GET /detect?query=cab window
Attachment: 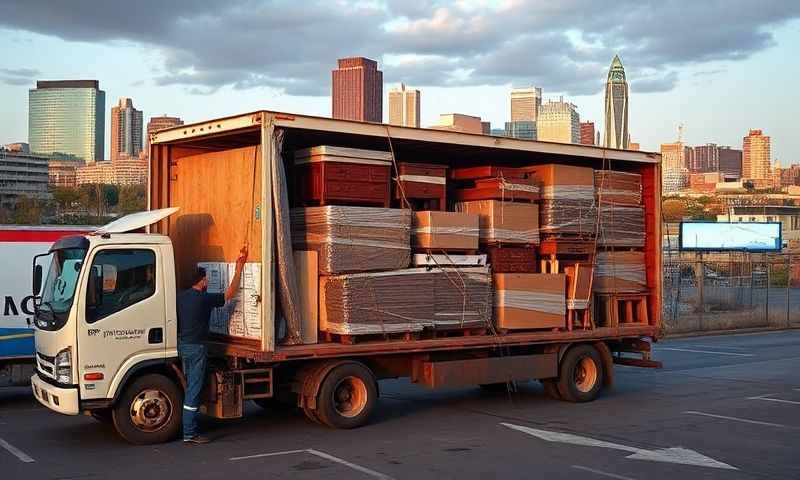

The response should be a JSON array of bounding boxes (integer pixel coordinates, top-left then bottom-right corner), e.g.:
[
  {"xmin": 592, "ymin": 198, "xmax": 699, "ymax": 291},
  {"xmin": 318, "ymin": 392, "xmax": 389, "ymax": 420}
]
[{"xmin": 86, "ymin": 249, "xmax": 156, "ymax": 323}]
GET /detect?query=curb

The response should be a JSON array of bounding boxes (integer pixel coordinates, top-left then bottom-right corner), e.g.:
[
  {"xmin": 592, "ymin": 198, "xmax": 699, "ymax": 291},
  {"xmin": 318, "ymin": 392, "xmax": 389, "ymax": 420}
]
[{"xmin": 663, "ymin": 325, "xmax": 800, "ymax": 339}]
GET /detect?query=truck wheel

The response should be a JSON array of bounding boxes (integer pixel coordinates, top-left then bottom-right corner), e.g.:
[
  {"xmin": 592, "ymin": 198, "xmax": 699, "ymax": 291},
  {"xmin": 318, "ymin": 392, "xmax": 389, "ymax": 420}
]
[
  {"xmin": 112, "ymin": 374, "xmax": 182, "ymax": 445},
  {"xmin": 315, "ymin": 362, "xmax": 377, "ymax": 429},
  {"xmin": 302, "ymin": 405, "xmax": 324, "ymax": 425},
  {"xmin": 556, "ymin": 345, "xmax": 604, "ymax": 403}
]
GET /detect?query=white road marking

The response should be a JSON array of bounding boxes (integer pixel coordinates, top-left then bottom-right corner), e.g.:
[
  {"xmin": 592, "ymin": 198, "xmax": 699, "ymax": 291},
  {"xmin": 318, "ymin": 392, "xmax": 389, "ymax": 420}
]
[
  {"xmin": 748, "ymin": 394, "xmax": 800, "ymax": 405},
  {"xmin": 0, "ymin": 436, "xmax": 35, "ymax": 463},
  {"xmin": 230, "ymin": 448, "xmax": 394, "ymax": 479},
  {"xmin": 572, "ymin": 465, "xmax": 637, "ymax": 480},
  {"xmin": 684, "ymin": 410, "xmax": 787, "ymax": 428},
  {"xmin": 680, "ymin": 344, "xmax": 750, "ymax": 351},
  {"xmin": 501, "ymin": 422, "xmax": 737, "ymax": 470},
  {"xmin": 657, "ymin": 347, "xmax": 754, "ymax": 357},
  {"xmin": 307, "ymin": 449, "xmax": 395, "ymax": 480}
]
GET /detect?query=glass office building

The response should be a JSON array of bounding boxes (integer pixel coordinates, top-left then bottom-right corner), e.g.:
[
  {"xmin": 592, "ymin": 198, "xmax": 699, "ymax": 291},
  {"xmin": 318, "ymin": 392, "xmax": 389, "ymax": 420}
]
[
  {"xmin": 29, "ymin": 80, "xmax": 105, "ymax": 162},
  {"xmin": 504, "ymin": 120, "xmax": 537, "ymax": 140}
]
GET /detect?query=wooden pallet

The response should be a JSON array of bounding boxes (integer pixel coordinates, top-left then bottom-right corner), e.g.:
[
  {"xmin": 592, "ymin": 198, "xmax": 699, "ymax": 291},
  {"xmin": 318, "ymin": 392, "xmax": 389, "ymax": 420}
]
[
  {"xmin": 322, "ymin": 330, "xmax": 421, "ymax": 345},
  {"xmin": 595, "ymin": 293, "xmax": 649, "ymax": 328}
]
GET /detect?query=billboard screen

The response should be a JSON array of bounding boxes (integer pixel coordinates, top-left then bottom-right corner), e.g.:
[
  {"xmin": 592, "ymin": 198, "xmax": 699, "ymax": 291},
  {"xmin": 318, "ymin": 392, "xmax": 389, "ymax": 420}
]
[{"xmin": 679, "ymin": 222, "xmax": 782, "ymax": 251}]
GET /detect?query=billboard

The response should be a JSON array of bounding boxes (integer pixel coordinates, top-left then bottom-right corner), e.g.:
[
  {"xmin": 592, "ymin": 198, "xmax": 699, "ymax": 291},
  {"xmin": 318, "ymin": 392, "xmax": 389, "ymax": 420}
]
[{"xmin": 679, "ymin": 222, "xmax": 782, "ymax": 252}]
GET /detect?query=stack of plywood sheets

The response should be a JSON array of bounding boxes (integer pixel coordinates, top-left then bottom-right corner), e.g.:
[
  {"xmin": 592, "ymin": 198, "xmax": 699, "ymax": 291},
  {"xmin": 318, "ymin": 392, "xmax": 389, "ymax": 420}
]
[
  {"xmin": 455, "ymin": 200, "xmax": 539, "ymax": 245},
  {"xmin": 526, "ymin": 164, "xmax": 596, "ymax": 238},
  {"xmin": 290, "ymin": 206, "xmax": 411, "ymax": 274},
  {"xmin": 593, "ymin": 251, "xmax": 647, "ymax": 293},
  {"xmin": 493, "ymin": 273, "xmax": 566, "ymax": 329}
]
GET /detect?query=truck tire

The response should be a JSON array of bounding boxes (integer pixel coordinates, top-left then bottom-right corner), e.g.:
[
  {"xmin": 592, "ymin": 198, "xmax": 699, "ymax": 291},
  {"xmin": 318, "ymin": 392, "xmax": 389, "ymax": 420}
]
[
  {"xmin": 315, "ymin": 362, "xmax": 377, "ymax": 429},
  {"xmin": 556, "ymin": 345, "xmax": 604, "ymax": 403},
  {"xmin": 112, "ymin": 373, "xmax": 182, "ymax": 445}
]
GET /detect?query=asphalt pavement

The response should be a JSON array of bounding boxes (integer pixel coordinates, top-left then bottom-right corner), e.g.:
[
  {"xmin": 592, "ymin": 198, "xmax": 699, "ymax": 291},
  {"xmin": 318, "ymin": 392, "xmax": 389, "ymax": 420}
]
[{"xmin": 2, "ymin": 330, "xmax": 800, "ymax": 479}]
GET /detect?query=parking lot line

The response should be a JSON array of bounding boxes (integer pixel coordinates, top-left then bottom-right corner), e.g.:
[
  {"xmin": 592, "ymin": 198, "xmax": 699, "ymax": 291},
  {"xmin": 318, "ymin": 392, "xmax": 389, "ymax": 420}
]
[
  {"xmin": 0, "ymin": 436, "xmax": 35, "ymax": 463},
  {"xmin": 683, "ymin": 411, "xmax": 788, "ymax": 428},
  {"xmin": 657, "ymin": 347, "xmax": 754, "ymax": 357},
  {"xmin": 572, "ymin": 465, "xmax": 637, "ymax": 480},
  {"xmin": 747, "ymin": 394, "xmax": 800, "ymax": 405},
  {"xmin": 230, "ymin": 448, "xmax": 394, "ymax": 479}
]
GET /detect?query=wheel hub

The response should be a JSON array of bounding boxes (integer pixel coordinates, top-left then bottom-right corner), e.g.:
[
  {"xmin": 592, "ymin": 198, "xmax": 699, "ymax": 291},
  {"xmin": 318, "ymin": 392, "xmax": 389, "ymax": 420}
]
[
  {"xmin": 130, "ymin": 389, "xmax": 173, "ymax": 432},
  {"xmin": 574, "ymin": 357, "xmax": 598, "ymax": 393},
  {"xmin": 333, "ymin": 376, "xmax": 368, "ymax": 418}
]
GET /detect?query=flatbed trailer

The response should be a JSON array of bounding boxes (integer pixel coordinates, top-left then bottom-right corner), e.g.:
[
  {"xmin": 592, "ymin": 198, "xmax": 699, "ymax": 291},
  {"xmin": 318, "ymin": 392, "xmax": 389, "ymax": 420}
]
[{"xmin": 30, "ymin": 110, "xmax": 661, "ymax": 445}]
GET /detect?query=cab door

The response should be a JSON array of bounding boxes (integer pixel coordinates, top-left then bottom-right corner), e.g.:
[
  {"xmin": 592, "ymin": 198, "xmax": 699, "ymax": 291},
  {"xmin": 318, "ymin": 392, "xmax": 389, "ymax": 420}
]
[{"xmin": 77, "ymin": 246, "xmax": 166, "ymax": 400}]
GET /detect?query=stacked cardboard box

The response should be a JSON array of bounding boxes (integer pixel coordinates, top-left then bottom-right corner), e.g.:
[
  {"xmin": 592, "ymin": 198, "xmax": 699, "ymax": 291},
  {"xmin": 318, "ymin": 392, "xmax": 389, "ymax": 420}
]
[
  {"xmin": 290, "ymin": 206, "xmax": 411, "ymax": 274},
  {"xmin": 455, "ymin": 200, "xmax": 539, "ymax": 245},
  {"xmin": 526, "ymin": 164, "xmax": 596, "ymax": 237},
  {"xmin": 412, "ymin": 211, "xmax": 479, "ymax": 250},
  {"xmin": 319, "ymin": 267, "xmax": 492, "ymax": 335},
  {"xmin": 593, "ymin": 251, "xmax": 647, "ymax": 293},
  {"xmin": 493, "ymin": 273, "xmax": 566, "ymax": 329}
]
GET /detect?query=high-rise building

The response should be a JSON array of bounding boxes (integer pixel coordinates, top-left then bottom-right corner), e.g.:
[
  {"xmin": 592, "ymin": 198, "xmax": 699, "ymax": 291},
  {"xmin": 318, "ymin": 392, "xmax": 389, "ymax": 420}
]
[
  {"xmin": 332, "ymin": 57, "xmax": 383, "ymax": 123},
  {"xmin": 603, "ymin": 55, "xmax": 629, "ymax": 149},
  {"xmin": 0, "ymin": 148, "xmax": 50, "ymax": 208},
  {"xmin": 718, "ymin": 146, "xmax": 743, "ymax": 179},
  {"xmin": 110, "ymin": 97, "xmax": 143, "ymax": 161},
  {"xmin": 49, "ymin": 160, "xmax": 82, "ymax": 188},
  {"xmin": 481, "ymin": 122, "xmax": 491, "ymax": 135},
  {"xmin": 29, "ymin": 80, "xmax": 105, "ymax": 161},
  {"xmin": 388, "ymin": 83, "xmax": 420, "ymax": 128},
  {"xmin": 146, "ymin": 115, "xmax": 184, "ymax": 153},
  {"xmin": 537, "ymin": 98, "xmax": 580, "ymax": 144},
  {"xmin": 430, "ymin": 114, "xmax": 484, "ymax": 134},
  {"xmin": 661, "ymin": 141, "xmax": 690, "ymax": 193},
  {"xmin": 510, "ymin": 86, "xmax": 542, "ymax": 123},
  {"xmin": 688, "ymin": 144, "xmax": 720, "ymax": 173},
  {"xmin": 742, "ymin": 129, "xmax": 771, "ymax": 180},
  {"xmin": 504, "ymin": 121, "xmax": 536, "ymax": 140},
  {"xmin": 580, "ymin": 122, "xmax": 595, "ymax": 145}
]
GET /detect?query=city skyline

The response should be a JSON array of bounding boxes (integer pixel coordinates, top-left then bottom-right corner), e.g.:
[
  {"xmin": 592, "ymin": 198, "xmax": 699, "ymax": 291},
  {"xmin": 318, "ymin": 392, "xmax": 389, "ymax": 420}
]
[{"xmin": 0, "ymin": 3, "xmax": 798, "ymax": 161}]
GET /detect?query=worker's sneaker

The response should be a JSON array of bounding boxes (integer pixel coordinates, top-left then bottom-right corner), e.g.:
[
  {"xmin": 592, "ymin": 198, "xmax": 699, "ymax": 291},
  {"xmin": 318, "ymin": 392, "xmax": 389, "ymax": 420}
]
[{"xmin": 183, "ymin": 435, "xmax": 211, "ymax": 444}]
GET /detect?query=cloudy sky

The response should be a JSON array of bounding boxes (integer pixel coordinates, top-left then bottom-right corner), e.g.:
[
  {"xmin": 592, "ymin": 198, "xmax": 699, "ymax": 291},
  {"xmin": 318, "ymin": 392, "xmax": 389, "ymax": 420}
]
[{"xmin": 1, "ymin": 0, "xmax": 799, "ymax": 162}]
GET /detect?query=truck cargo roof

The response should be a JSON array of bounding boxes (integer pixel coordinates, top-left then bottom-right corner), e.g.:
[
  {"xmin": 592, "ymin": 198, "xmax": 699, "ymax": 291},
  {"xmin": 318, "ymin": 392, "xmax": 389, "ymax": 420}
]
[{"xmin": 150, "ymin": 110, "xmax": 660, "ymax": 165}]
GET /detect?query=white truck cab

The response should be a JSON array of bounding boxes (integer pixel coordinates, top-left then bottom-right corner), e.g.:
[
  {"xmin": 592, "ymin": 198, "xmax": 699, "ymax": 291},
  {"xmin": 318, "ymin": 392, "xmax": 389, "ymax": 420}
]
[{"xmin": 31, "ymin": 209, "xmax": 183, "ymax": 443}]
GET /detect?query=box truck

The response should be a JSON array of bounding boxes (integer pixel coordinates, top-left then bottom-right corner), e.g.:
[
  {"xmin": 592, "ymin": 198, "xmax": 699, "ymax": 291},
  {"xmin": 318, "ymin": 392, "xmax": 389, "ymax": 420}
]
[{"xmin": 31, "ymin": 111, "xmax": 662, "ymax": 444}]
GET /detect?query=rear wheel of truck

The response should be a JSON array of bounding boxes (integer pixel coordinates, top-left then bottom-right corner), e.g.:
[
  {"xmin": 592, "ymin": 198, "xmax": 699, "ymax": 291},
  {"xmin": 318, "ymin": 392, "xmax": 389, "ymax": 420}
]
[
  {"xmin": 112, "ymin": 374, "xmax": 182, "ymax": 445},
  {"xmin": 556, "ymin": 345, "xmax": 604, "ymax": 403},
  {"xmin": 315, "ymin": 362, "xmax": 377, "ymax": 429}
]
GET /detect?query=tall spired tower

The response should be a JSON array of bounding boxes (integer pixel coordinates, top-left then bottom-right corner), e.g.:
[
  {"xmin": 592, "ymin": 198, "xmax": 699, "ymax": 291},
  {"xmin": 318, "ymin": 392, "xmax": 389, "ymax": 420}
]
[{"xmin": 603, "ymin": 55, "xmax": 629, "ymax": 149}]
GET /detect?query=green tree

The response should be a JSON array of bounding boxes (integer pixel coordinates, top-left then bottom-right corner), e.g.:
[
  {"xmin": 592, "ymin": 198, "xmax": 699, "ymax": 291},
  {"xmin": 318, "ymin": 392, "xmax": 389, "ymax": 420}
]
[
  {"xmin": 12, "ymin": 196, "xmax": 44, "ymax": 224},
  {"xmin": 52, "ymin": 186, "xmax": 81, "ymax": 214},
  {"xmin": 662, "ymin": 199, "xmax": 687, "ymax": 222},
  {"xmin": 118, "ymin": 184, "xmax": 146, "ymax": 214}
]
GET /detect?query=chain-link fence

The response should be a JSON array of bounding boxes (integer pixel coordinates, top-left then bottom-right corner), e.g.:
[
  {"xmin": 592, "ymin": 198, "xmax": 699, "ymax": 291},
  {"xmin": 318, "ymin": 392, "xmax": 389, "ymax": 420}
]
[{"xmin": 662, "ymin": 251, "xmax": 800, "ymax": 334}]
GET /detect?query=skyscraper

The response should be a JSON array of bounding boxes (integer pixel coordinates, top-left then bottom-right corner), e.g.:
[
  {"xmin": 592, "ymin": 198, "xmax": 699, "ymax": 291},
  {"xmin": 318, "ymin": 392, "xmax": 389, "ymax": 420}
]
[
  {"xmin": 688, "ymin": 144, "xmax": 720, "ymax": 173},
  {"xmin": 661, "ymin": 141, "xmax": 690, "ymax": 193},
  {"xmin": 742, "ymin": 129, "xmax": 771, "ymax": 180},
  {"xmin": 29, "ymin": 80, "xmax": 105, "ymax": 161},
  {"xmin": 110, "ymin": 97, "xmax": 143, "ymax": 161},
  {"xmin": 504, "ymin": 121, "xmax": 536, "ymax": 140},
  {"xmin": 388, "ymin": 83, "xmax": 420, "ymax": 128},
  {"xmin": 603, "ymin": 55, "xmax": 629, "ymax": 149},
  {"xmin": 510, "ymin": 87, "xmax": 542, "ymax": 122},
  {"xmin": 718, "ymin": 146, "xmax": 743, "ymax": 179},
  {"xmin": 580, "ymin": 122, "xmax": 595, "ymax": 145},
  {"xmin": 332, "ymin": 57, "xmax": 383, "ymax": 123},
  {"xmin": 537, "ymin": 98, "xmax": 580, "ymax": 144},
  {"xmin": 146, "ymin": 115, "xmax": 184, "ymax": 153}
]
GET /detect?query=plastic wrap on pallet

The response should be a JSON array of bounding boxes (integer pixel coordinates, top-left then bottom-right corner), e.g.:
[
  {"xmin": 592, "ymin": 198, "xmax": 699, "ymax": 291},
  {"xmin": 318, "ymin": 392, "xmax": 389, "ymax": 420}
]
[
  {"xmin": 455, "ymin": 200, "xmax": 539, "ymax": 244},
  {"xmin": 594, "ymin": 170, "xmax": 642, "ymax": 205},
  {"xmin": 433, "ymin": 266, "xmax": 493, "ymax": 329},
  {"xmin": 598, "ymin": 205, "xmax": 645, "ymax": 247},
  {"xmin": 541, "ymin": 185, "xmax": 595, "ymax": 201},
  {"xmin": 494, "ymin": 290, "xmax": 566, "ymax": 315},
  {"xmin": 593, "ymin": 251, "xmax": 647, "ymax": 292},
  {"xmin": 291, "ymin": 206, "xmax": 411, "ymax": 274},
  {"xmin": 539, "ymin": 199, "xmax": 597, "ymax": 237},
  {"xmin": 321, "ymin": 267, "xmax": 492, "ymax": 335}
]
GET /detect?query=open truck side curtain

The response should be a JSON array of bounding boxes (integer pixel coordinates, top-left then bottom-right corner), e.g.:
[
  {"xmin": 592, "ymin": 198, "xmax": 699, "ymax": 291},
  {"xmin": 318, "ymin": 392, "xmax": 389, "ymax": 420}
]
[
  {"xmin": 0, "ymin": 226, "xmax": 90, "ymax": 387},
  {"xmin": 31, "ymin": 111, "xmax": 662, "ymax": 444}
]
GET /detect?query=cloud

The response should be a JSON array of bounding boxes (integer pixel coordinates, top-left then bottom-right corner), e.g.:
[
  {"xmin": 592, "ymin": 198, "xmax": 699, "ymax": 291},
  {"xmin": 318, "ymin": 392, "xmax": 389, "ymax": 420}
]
[
  {"xmin": 0, "ymin": 67, "xmax": 40, "ymax": 86},
  {"xmin": 0, "ymin": 0, "xmax": 798, "ymax": 96}
]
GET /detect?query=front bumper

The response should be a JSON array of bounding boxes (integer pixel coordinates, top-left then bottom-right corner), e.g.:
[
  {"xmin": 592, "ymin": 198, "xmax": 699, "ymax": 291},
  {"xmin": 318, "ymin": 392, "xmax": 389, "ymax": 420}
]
[{"xmin": 31, "ymin": 373, "xmax": 80, "ymax": 415}]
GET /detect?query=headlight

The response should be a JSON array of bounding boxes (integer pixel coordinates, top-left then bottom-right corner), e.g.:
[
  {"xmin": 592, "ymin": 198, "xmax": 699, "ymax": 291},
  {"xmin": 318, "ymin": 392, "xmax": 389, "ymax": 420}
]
[{"xmin": 55, "ymin": 347, "xmax": 72, "ymax": 385}]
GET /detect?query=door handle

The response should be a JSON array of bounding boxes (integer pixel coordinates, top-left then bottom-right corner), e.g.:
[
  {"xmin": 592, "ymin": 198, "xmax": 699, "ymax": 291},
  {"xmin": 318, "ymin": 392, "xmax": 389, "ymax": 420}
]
[{"xmin": 148, "ymin": 328, "xmax": 164, "ymax": 344}]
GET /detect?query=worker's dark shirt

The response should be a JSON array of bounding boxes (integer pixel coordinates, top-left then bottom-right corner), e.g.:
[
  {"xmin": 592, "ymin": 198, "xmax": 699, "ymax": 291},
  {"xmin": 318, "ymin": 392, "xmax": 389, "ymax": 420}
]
[{"xmin": 177, "ymin": 288, "xmax": 225, "ymax": 344}]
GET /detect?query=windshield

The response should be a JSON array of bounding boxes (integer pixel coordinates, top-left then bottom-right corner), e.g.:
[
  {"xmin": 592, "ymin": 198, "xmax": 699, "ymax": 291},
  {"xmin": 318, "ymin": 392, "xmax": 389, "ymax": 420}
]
[{"xmin": 35, "ymin": 247, "xmax": 87, "ymax": 331}]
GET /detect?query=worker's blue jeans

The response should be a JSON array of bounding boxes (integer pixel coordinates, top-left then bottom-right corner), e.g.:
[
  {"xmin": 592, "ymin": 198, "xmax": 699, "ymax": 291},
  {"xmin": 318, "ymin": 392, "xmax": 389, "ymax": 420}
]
[{"xmin": 179, "ymin": 343, "xmax": 207, "ymax": 439}]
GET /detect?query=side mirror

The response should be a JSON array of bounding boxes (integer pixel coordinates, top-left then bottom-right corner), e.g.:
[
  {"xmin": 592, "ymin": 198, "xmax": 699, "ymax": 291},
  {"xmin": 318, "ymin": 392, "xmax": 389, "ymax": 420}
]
[{"xmin": 33, "ymin": 264, "xmax": 43, "ymax": 296}]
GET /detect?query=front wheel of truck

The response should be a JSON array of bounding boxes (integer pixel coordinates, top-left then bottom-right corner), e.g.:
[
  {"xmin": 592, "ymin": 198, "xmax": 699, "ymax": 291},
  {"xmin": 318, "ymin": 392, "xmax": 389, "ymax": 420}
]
[{"xmin": 112, "ymin": 373, "xmax": 183, "ymax": 445}]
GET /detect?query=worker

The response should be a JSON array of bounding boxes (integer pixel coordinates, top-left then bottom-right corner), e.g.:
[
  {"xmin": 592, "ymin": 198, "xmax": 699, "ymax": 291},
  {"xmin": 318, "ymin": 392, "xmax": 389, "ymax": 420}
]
[{"xmin": 177, "ymin": 246, "xmax": 248, "ymax": 444}]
